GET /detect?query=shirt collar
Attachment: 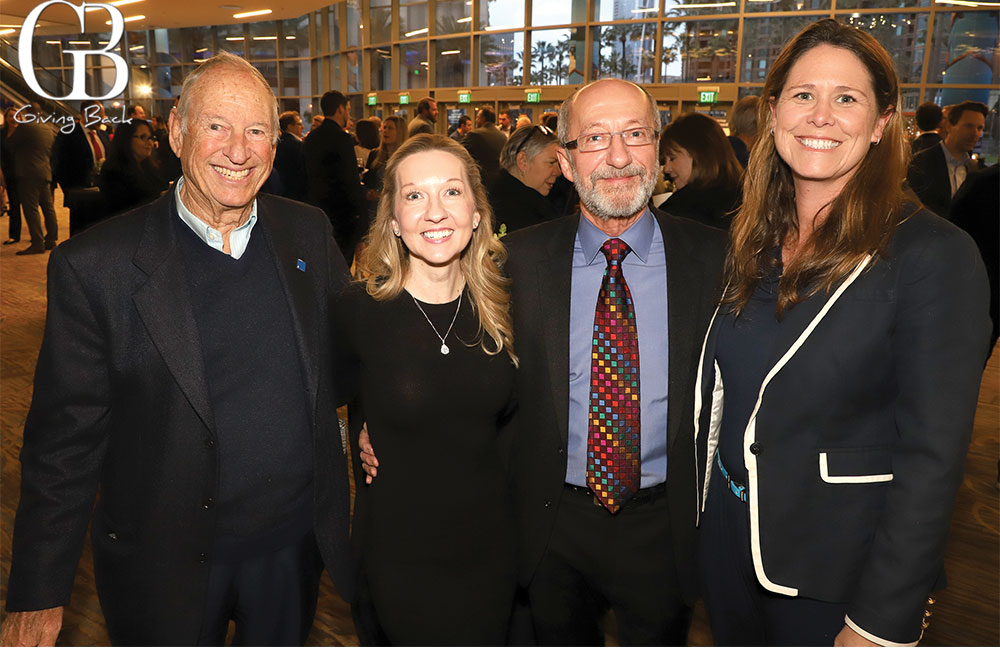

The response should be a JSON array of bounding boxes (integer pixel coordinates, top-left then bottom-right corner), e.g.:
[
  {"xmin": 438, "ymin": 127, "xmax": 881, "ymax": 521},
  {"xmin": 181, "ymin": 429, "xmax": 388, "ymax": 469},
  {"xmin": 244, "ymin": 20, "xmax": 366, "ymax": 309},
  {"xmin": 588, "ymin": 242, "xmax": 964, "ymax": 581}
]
[
  {"xmin": 174, "ymin": 177, "xmax": 258, "ymax": 258},
  {"xmin": 578, "ymin": 207, "xmax": 655, "ymax": 265},
  {"xmin": 940, "ymin": 141, "xmax": 968, "ymax": 167}
]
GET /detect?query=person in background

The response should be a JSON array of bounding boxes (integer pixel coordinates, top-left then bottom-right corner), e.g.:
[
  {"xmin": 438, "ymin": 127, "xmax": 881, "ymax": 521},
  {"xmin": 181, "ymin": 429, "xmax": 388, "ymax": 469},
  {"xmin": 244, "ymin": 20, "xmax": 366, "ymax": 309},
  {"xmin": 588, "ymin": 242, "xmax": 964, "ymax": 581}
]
[
  {"xmin": 727, "ymin": 96, "xmax": 760, "ymax": 168},
  {"xmin": 695, "ymin": 19, "xmax": 990, "ymax": 645},
  {"xmin": 273, "ymin": 110, "xmax": 308, "ymax": 202},
  {"xmin": 97, "ymin": 119, "xmax": 168, "ymax": 217},
  {"xmin": 462, "ymin": 107, "xmax": 507, "ymax": 193},
  {"xmin": 345, "ymin": 134, "xmax": 517, "ymax": 644},
  {"xmin": 126, "ymin": 104, "xmax": 146, "ymax": 121},
  {"xmin": 659, "ymin": 112, "xmax": 743, "ymax": 230},
  {"xmin": 450, "ymin": 114, "xmax": 473, "ymax": 142},
  {"xmin": 304, "ymin": 90, "xmax": 366, "ymax": 260},
  {"xmin": 52, "ymin": 100, "xmax": 111, "ymax": 235},
  {"xmin": 2, "ymin": 106, "xmax": 23, "ymax": 244},
  {"xmin": 910, "ymin": 102, "xmax": 944, "ymax": 155},
  {"xmin": 906, "ymin": 100, "xmax": 987, "ymax": 219},
  {"xmin": 539, "ymin": 111, "xmax": 575, "ymax": 216},
  {"xmin": 490, "ymin": 124, "xmax": 560, "ymax": 235},
  {"xmin": 8, "ymin": 103, "xmax": 57, "ymax": 255},
  {"xmin": 363, "ymin": 114, "xmax": 407, "ymax": 197},
  {"xmin": 151, "ymin": 109, "xmax": 183, "ymax": 182},
  {"xmin": 354, "ymin": 118, "xmax": 380, "ymax": 169},
  {"xmin": 307, "ymin": 114, "xmax": 324, "ymax": 136},
  {"xmin": 497, "ymin": 110, "xmax": 512, "ymax": 137},
  {"xmin": 515, "ymin": 114, "xmax": 532, "ymax": 130},
  {"xmin": 407, "ymin": 97, "xmax": 438, "ymax": 137}
]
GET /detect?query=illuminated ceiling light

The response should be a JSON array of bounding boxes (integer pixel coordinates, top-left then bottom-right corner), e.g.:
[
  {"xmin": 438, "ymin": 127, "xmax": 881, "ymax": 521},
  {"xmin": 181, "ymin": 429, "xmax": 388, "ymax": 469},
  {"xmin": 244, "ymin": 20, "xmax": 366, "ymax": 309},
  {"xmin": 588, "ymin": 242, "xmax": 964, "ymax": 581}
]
[
  {"xmin": 129, "ymin": 44, "xmax": 145, "ymax": 50},
  {"xmin": 440, "ymin": 49, "xmax": 460, "ymax": 55},
  {"xmin": 226, "ymin": 36, "xmax": 246, "ymax": 41},
  {"xmin": 253, "ymin": 35, "xmax": 277, "ymax": 40},
  {"xmin": 46, "ymin": 40, "xmax": 61, "ymax": 44},
  {"xmin": 0, "ymin": 28, "xmax": 15, "ymax": 36},
  {"xmin": 697, "ymin": 76, "xmax": 711, "ymax": 80},
  {"xmin": 404, "ymin": 27, "xmax": 429, "ymax": 37},
  {"xmin": 631, "ymin": 7, "xmax": 657, "ymax": 11},
  {"xmin": 233, "ymin": 9, "xmax": 273, "ymax": 19},
  {"xmin": 69, "ymin": 40, "xmax": 92, "ymax": 44},
  {"xmin": 285, "ymin": 35, "xmax": 295, "ymax": 39},
  {"xmin": 106, "ymin": 14, "xmax": 144, "ymax": 24},
  {"xmin": 457, "ymin": 17, "xmax": 472, "ymax": 23},
  {"xmin": 420, "ymin": 61, "xmax": 429, "ymax": 66},
  {"xmin": 376, "ymin": 48, "xmax": 390, "ymax": 53},
  {"xmin": 195, "ymin": 47, "xmax": 209, "ymax": 52},
  {"xmin": 137, "ymin": 83, "xmax": 152, "ymax": 96}
]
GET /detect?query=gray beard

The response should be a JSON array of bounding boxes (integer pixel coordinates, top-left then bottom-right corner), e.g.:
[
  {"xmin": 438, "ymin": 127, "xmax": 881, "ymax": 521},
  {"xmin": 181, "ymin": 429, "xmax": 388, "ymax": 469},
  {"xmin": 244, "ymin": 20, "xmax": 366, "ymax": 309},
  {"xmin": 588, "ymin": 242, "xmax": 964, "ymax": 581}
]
[{"xmin": 571, "ymin": 159, "xmax": 659, "ymax": 221}]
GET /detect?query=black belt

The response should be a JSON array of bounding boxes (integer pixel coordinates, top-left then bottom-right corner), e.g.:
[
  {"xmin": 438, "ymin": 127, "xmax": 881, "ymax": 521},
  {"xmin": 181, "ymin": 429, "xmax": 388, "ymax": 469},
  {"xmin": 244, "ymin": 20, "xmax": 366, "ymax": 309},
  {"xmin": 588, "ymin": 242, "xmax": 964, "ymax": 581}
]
[{"xmin": 564, "ymin": 481, "xmax": 667, "ymax": 508}]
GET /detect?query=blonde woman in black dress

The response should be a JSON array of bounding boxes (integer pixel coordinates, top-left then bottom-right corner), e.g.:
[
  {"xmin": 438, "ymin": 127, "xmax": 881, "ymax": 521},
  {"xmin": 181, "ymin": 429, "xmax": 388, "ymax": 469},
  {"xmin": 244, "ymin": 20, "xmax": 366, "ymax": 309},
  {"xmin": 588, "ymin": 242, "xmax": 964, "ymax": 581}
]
[{"xmin": 341, "ymin": 134, "xmax": 517, "ymax": 645}]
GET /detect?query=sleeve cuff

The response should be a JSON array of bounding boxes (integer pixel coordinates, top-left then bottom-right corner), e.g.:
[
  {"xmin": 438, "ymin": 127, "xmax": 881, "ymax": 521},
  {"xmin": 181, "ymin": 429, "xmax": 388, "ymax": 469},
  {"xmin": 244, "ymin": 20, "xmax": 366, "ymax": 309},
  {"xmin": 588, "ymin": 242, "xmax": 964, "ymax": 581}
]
[{"xmin": 845, "ymin": 615, "xmax": 922, "ymax": 647}]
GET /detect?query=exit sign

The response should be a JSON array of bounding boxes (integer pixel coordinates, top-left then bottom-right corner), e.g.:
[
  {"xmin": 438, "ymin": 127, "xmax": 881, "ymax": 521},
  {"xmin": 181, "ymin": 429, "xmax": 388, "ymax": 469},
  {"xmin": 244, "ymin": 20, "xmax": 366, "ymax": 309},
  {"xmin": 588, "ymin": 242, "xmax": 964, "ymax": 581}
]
[
  {"xmin": 699, "ymin": 91, "xmax": 718, "ymax": 104},
  {"xmin": 399, "ymin": 94, "xmax": 410, "ymax": 105},
  {"xmin": 458, "ymin": 91, "xmax": 471, "ymax": 103},
  {"xmin": 526, "ymin": 91, "xmax": 540, "ymax": 103},
  {"xmin": 367, "ymin": 94, "xmax": 377, "ymax": 106}
]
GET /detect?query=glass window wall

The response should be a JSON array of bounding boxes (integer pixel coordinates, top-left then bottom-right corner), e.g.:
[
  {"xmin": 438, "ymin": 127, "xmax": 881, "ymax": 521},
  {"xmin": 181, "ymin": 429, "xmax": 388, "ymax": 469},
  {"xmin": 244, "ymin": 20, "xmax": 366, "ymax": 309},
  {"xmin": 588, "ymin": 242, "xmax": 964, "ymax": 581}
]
[
  {"xmin": 530, "ymin": 28, "xmax": 584, "ymax": 85},
  {"xmin": 662, "ymin": 19, "xmax": 738, "ymax": 83},
  {"xmin": 399, "ymin": 41, "xmax": 428, "ymax": 89},
  {"xmin": 370, "ymin": 0, "xmax": 393, "ymax": 44},
  {"xmin": 592, "ymin": 22, "xmax": 657, "ymax": 84},
  {"xmin": 533, "ymin": 0, "xmax": 588, "ymax": 27},
  {"xmin": 437, "ymin": 0, "xmax": 473, "ymax": 34},
  {"xmin": 371, "ymin": 46, "xmax": 393, "ymax": 90},
  {"xmin": 479, "ymin": 31, "xmax": 525, "ymax": 85},
  {"xmin": 435, "ymin": 37, "xmax": 472, "ymax": 87},
  {"xmin": 479, "ymin": 0, "xmax": 525, "ymax": 31}
]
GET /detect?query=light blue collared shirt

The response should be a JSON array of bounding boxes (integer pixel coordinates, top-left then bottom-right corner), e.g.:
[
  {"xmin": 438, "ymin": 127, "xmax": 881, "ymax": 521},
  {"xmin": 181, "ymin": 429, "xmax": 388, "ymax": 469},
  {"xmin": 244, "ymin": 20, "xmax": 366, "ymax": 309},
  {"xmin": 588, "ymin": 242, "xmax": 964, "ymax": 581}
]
[
  {"xmin": 567, "ymin": 209, "xmax": 669, "ymax": 488},
  {"xmin": 175, "ymin": 177, "xmax": 258, "ymax": 259}
]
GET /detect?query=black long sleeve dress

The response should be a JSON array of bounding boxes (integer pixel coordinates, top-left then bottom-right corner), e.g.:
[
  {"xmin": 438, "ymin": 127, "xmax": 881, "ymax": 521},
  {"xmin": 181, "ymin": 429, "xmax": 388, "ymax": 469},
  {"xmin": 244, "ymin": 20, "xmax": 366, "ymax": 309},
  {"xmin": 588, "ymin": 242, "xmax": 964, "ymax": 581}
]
[{"xmin": 341, "ymin": 283, "xmax": 517, "ymax": 645}]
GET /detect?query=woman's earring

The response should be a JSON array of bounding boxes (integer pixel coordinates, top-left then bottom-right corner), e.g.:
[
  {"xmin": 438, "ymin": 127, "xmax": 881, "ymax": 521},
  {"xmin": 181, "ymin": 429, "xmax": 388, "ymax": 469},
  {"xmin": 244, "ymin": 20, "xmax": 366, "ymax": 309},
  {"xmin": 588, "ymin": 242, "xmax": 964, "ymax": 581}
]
[
  {"xmin": 392, "ymin": 228, "xmax": 400, "ymax": 236},
  {"xmin": 473, "ymin": 220, "xmax": 480, "ymax": 230}
]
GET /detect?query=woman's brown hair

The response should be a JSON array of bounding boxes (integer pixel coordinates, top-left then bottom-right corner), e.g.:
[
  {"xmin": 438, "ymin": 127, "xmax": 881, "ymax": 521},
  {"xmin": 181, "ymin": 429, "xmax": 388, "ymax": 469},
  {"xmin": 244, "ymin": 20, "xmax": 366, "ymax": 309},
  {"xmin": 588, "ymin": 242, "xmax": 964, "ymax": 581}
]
[
  {"xmin": 724, "ymin": 18, "xmax": 907, "ymax": 316},
  {"xmin": 355, "ymin": 134, "xmax": 517, "ymax": 365},
  {"xmin": 658, "ymin": 111, "xmax": 743, "ymax": 191}
]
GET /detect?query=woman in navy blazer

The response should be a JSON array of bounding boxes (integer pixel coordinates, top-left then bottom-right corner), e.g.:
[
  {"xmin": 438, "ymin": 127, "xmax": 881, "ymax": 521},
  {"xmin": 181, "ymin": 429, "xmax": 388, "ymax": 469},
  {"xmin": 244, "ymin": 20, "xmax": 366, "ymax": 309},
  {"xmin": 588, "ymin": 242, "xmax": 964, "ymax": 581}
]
[{"xmin": 694, "ymin": 19, "xmax": 991, "ymax": 647}]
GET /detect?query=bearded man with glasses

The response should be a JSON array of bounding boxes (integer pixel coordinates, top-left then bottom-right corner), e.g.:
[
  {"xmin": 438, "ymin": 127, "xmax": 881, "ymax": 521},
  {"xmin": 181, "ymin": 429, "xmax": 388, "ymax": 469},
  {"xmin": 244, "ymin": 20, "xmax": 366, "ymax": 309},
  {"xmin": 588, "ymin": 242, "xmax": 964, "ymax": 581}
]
[{"xmin": 503, "ymin": 78, "xmax": 728, "ymax": 644}]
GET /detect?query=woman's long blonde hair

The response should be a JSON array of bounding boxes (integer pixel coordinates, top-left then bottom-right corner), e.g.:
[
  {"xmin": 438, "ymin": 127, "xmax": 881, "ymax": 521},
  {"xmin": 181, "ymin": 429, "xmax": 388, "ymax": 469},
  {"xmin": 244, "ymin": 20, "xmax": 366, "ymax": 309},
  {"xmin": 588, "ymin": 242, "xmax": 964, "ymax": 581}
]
[
  {"xmin": 355, "ymin": 134, "xmax": 517, "ymax": 365},
  {"xmin": 724, "ymin": 18, "xmax": 908, "ymax": 316}
]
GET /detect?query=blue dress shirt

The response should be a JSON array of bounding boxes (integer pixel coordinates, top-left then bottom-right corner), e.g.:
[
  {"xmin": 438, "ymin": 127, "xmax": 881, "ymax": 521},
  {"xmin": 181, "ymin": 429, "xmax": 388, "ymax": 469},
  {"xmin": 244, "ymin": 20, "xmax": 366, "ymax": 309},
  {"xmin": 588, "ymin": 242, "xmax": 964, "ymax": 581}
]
[
  {"xmin": 175, "ymin": 177, "xmax": 258, "ymax": 259},
  {"xmin": 566, "ymin": 209, "xmax": 669, "ymax": 488}
]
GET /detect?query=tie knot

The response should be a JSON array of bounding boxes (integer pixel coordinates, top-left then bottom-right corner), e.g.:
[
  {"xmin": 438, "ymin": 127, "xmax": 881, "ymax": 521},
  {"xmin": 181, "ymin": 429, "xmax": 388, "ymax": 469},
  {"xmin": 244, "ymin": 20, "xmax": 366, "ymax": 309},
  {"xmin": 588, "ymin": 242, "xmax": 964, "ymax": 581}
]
[{"xmin": 601, "ymin": 238, "xmax": 631, "ymax": 265}]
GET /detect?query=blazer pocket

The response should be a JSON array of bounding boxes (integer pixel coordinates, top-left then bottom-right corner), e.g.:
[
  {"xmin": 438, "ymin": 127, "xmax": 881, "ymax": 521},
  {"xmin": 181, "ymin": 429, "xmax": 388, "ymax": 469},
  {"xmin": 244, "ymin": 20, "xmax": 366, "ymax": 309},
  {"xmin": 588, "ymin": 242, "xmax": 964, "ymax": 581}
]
[{"xmin": 818, "ymin": 448, "xmax": 893, "ymax": 484}]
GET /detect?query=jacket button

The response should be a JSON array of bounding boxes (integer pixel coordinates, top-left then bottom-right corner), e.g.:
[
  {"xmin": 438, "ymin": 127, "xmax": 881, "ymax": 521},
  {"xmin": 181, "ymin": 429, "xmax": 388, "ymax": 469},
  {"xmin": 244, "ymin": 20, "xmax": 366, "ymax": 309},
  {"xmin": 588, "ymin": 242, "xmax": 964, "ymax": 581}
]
[
  {"xmin": 557, "ymin": 448, "xmax": 564, "ymax": 455},
  {"xmin": 204, "ymin": 439, "xmax": 215, "ymax": 448},
  {"xmin": 749, "ymin": 442, "xmax": 761, "ymax": 455},
  {"xmin": 202, "ymin": 498, "xmax": 214, "ymax": 509},
  {"xmin": 543, "ymin": 500, "xmax": 551, "ymax": 509},
  {"xmin": 198, "ymin": 552, "xmax": 208, "ymax": 563}
]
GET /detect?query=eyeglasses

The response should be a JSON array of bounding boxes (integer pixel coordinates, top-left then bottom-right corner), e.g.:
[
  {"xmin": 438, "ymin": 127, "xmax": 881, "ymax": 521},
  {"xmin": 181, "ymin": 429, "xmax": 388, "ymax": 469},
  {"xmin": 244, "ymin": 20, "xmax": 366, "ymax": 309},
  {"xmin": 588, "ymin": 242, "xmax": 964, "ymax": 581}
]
[
  {"xmin": 514, "ymin": 124, "xmax": 554, "ymax": 157},
  {"xmin": 562, "ymin": 127, "xmax": 657, "ymax": 153}
]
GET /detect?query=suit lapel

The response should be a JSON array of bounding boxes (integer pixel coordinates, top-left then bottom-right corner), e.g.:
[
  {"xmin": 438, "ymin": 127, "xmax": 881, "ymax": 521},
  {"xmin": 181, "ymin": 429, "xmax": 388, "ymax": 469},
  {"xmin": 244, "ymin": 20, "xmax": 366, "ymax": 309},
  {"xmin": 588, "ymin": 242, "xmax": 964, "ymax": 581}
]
[
  {"xmin": 257, "ymin": 199, "xmax": 320, "ymax": 418},
  {"xmin": 536, "ymin": 217, "xmax": 579, "ymax": 445},
  {"xmin": 658, "ymin": 211, "xmax": 707, "ymax": 451},
  {"xmin": 131, "ymin": 193, "xmax": 216, "ymax": 433}
]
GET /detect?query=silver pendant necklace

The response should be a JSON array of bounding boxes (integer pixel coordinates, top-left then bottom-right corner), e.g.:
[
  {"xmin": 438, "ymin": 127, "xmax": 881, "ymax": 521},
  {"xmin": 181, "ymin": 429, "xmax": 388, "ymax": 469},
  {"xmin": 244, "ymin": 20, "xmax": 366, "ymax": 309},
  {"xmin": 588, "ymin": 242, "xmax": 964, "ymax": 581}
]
[{"xmin": 410, "ymin": 290, "xmax": 463, "ymax": 355}]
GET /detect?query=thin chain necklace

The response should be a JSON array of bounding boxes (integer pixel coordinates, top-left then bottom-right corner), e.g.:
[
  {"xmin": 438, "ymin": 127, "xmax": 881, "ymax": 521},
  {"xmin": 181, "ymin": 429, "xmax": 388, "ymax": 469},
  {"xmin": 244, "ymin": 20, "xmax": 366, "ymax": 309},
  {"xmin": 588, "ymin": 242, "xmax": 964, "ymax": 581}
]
[{"xmin": 410, "ymin": 290, "xmax": 463, "ymax": 355}]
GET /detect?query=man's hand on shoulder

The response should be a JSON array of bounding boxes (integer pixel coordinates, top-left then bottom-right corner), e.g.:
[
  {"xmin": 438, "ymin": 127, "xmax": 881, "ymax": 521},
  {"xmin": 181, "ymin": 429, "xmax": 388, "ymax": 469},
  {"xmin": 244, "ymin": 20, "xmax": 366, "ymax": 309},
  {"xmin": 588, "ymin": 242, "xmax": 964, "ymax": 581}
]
[{"xmin": 0, "ymin": 607, "xmax": 63, "ymax": 646}]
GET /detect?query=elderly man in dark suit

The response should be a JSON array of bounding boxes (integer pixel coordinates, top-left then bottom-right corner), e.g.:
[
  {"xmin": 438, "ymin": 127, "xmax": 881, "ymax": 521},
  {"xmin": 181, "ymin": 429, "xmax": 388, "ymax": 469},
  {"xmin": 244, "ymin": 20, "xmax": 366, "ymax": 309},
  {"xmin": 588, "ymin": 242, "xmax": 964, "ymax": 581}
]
[
  {"xmin": 907, "ymin": 100, "xmax": 987, "ymax": 219},
  {"xmin": 303, "ymin": 90, "xmax": 365, "ymax": 260},
  {"xmin": 1, "ymin": 52, "xmax": 354, "ymax": 646},
  {"xmin": 362, "ymin": 79, "xmax": 726, "ymax": 644},
  {"xmin": 461, "ymin": 106, "xmax": 508, "ymax": 191}
]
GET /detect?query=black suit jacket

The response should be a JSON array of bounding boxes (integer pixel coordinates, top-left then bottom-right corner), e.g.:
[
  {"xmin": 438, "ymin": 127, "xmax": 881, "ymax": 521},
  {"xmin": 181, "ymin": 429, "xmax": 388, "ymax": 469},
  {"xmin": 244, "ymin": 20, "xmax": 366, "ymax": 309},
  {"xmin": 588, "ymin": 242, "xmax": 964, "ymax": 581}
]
[
  {"xmin": 694, "ymin": 207, "xmax": 990, "ymax": 643},
  {"xmin": 53, "ymin": 125, "xmax": 109, "ymax": 192},
  {"xmin": 910, "ymin": 131, "xmax": 942, "ymax": 156},
  {"xmin": 462, "ymin": 126, "xmax": 507, "ymax": 190},
  {"xmin": 906, "ymin": 144, "xmax": 952, "ymax": 218},
  {"xmin": 274, "ymin": 131, "xmax": 308, "ymax": 202},
  {"xmin": 303, "ymin": 119, "xmax": 365, "ymax": 237},
  {"xmin": 6, "ymin": 192, "xmax": 355, "ymax": 644},
  {"xmin": 503, "ymin": 209, "xmax": 727, "ymax": 600}
]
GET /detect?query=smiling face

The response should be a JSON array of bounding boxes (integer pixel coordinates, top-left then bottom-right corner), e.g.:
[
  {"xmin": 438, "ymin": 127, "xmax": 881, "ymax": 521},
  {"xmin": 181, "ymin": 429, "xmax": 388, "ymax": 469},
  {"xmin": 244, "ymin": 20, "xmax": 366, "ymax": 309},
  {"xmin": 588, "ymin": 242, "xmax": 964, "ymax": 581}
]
[
  {"xmin": 662, "ymin": 145, "xmax": 693, "ymax": 190},
  {"xmin": 770, "ymin": 44, "xmax": 890, "ymax": 200},
  {"xmin": 558, "ymin": 79, "xmax": 659, "ymax": 231},
  {"xmin": 392, "ymin": 149, "xmax": 479, "ymax": 274},
  {"xmin": 131, "ymin": 123, "xmax": 155, "ymax": 163},
  {"xmin": 169, "ymin": 66, "xmax": 276, "ymax": 224}
]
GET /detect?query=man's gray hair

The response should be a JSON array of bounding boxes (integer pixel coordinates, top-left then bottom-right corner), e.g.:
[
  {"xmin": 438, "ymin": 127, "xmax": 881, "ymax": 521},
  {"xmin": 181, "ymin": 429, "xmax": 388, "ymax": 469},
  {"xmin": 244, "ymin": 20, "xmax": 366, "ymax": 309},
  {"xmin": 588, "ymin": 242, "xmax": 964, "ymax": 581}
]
[
  {"xmin": 499, "ymin": 125, "xmax": 558, "ymax": 174},
  {"xmin": 556, "ymin": 80, "xmax": 661, "ymax": 147},
  {"xmin": 175, "ymin": 51, "xmax": 279, "ymax": 144}
]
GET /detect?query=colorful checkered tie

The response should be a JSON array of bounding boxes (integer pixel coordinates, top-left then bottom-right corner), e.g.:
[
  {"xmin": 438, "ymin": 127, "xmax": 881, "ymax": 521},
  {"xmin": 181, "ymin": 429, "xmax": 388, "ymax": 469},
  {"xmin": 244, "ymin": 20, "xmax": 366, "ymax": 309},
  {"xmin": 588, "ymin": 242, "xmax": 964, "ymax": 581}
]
[{"xmin": 587, "ymin": 238, "xmax": 641, "ymax": 514}]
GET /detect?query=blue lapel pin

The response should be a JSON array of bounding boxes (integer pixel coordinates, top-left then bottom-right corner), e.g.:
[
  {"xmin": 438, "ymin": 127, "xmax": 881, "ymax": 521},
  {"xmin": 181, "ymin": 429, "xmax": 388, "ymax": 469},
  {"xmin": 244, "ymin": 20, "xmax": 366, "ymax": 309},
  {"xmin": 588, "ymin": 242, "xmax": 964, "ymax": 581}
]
[{"xmin": 296, "ymin": 258, "xmax": 306, "ymax": 272}]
